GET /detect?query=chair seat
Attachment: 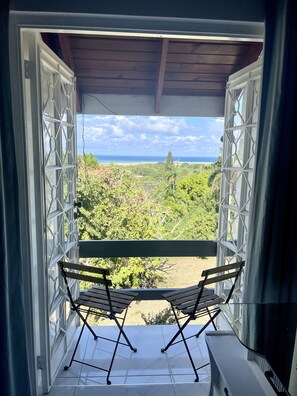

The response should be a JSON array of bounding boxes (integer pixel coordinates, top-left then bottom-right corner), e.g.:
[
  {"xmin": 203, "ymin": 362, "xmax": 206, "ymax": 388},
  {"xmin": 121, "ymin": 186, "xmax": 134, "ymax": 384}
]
[
  {"xmin": 161, "ymin": 261, "xmax": 245, "ymax": 382},
  {"xmin": 75, "ymin": 286, "xmax": 138, "ymax": 315},
  {"xmin": 59, "ymin": 260, "xmax": 138, "ymax": 385},
  {"xmin": 163, "ymin": 285, "xmax": 224, "ymax": 315}
]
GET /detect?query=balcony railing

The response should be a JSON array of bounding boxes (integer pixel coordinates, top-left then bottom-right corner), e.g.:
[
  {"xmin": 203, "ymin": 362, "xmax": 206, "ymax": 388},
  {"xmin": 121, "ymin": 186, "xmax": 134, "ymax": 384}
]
[{"xmin": 78, "ymin": 239, "xmax": 218, "ymax": 300}]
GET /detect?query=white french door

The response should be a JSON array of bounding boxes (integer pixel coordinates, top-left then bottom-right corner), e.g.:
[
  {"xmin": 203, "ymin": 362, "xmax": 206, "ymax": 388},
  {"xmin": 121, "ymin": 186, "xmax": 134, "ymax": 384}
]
[
  {"xmin": 217, "ymin": 58, "xmax": 262, "ymax": 333},
  {"xmin": 24, "ymin": 32, "xmax": 79, "ymax": 392}
]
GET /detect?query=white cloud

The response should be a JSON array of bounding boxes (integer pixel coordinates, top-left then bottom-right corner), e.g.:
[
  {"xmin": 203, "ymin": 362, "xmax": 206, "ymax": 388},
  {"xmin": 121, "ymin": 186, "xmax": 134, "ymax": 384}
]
[
  {"xmin": 146, "ymin": 116, "xmax": 188, "ymax": 135},
  {"xmin": 152, "ymin": 135, "xmax": 160, "ymax": 144},
  {"xmin": 76, "ymin": 114, "xmax": 223, "ymax": 156}
]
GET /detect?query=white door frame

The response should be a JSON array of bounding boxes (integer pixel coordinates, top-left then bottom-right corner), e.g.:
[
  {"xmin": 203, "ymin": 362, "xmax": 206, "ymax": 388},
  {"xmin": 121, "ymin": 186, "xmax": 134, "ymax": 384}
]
[
  {"xmin": 217, "ymin": 58, "xmax": 262, "ymax": 333},
  {"xmin": 9, "ymin": 10, "xmax": 263, "ymax": 395},
  {"xmin": 20, "ymin": 30, "xmax": 79, "ymax": 393}
]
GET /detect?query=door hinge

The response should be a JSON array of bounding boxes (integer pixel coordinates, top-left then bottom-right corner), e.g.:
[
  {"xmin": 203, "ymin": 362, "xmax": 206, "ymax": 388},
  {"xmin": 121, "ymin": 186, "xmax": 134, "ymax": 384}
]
[
  {"xmin": 24, "ymin": 60, "xmax": 33, "ymax": 79},
  {"xmin": 37, "ymin": 355, "xmax": 46, "ymax": 370}
]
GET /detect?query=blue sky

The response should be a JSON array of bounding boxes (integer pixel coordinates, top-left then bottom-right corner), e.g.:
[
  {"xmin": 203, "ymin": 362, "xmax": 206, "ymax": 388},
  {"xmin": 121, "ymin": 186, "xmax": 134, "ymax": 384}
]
[{"xmin": 77, "ymin": 115, "xmax": 223, "ymax": 157}]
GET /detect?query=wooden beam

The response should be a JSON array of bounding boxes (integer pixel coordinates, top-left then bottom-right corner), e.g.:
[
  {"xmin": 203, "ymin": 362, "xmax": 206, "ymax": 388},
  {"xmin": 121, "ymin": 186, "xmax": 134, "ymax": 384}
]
[
  {"xmin": 58, "ymin": 34, "xmax": 82, "ymax": 113},
  {"xmin": 155, "ymin": 38, "xmax": 169, "ymax": 113}
]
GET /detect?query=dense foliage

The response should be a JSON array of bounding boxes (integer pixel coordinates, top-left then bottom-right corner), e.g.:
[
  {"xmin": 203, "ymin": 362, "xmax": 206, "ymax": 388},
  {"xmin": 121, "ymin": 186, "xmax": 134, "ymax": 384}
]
[{"xmin": 77, "ymin": 153, "xmax": 221, "ymax": 289}]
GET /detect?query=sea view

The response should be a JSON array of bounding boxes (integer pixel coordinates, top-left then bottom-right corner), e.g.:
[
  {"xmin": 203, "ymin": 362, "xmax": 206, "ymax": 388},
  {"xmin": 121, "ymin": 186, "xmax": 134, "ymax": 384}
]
[{"xmin": 94, "ymin": 155, "xmax": 217, "ymax": 164}]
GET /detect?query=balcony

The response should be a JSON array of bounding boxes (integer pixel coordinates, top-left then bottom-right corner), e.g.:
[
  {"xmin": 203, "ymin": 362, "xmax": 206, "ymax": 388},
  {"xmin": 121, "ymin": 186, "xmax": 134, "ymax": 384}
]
[
  {"xmin": 49, "ymin": 324, "xmax": 212, "ymax": 396},
  {"xmin": 49, "ymin": 239, "xmax": 218, "ymax": 395}
]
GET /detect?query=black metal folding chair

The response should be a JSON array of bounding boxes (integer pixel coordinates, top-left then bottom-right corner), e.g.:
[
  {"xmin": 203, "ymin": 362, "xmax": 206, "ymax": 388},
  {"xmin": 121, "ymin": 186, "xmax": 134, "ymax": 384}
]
[
  {"xmin": 161, "ymin": 261, "xmax": 245, "ymax": 382},
  {"xmin": 58, "ymin": 261, "xmax": 138, "ymax": 385}
]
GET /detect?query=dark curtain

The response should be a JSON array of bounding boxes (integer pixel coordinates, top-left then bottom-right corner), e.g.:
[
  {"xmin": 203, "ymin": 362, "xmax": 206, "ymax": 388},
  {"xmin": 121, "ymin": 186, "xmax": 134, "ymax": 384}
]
[
  {"xmin": 242, "ymin": 0, "xmax": 297, "ymax": 390},
  {"xmin": 0, "ymin": 1, "xmax": 33, "ymax": 395}
]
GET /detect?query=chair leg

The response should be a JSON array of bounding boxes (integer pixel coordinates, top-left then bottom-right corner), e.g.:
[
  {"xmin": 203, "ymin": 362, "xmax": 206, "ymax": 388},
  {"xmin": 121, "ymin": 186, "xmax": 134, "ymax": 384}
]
[
  {"xmin": 64, "ymin": 309, "xmax": 91, "ymax": 370},
  {"xmin": 113, "ymin": 311, "xmax": 137, "ymax": 352},
  {"xmin": 195, "ymin": 309, "xmax": 220, "ymax": 338},
  {"xmin": 76, "ymin": 308, "xmax": 98, "ymax": 340},
  {"xmin": 163, "ymin": 306, "xmax": 199, "ymax": 382},
  {"xmin": 161, "ymin": 305, "xmax": 192, "ymax": 353},
  {"xmin": 106, "ymin": 308, "xmax": 137, "ymax": 385}
]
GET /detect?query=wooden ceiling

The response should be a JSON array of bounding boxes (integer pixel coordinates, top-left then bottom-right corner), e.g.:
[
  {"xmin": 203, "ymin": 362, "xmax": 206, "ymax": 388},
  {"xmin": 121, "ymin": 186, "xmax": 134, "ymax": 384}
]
[{"xmin": 42, "ymin": 33, "xmax": 262, "ymax": 113}]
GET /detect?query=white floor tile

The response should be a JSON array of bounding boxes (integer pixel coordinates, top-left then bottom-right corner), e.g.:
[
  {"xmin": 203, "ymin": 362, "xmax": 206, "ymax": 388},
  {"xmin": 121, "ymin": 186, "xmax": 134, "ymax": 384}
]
[
  {"xmin": 74, "ymin": 384, "xmax": 176, "ymax": 396},
  {"xmin": 54, "ymin": 378, "xmax": 79, "ymax": 386},
  {"xmin": 174, "ymin": 383, "xmax": 210, "ymax": 396},
  {"xmin": 125, "ymin": 375, "xmax": 172, "ymax": 384},
  {"xmin": 50, "ymin": 324, "xmax": 211, "ymax": 396},
  {"xmin": 48, "ymin": 386, "xmax": 76, "ymax": 396}
]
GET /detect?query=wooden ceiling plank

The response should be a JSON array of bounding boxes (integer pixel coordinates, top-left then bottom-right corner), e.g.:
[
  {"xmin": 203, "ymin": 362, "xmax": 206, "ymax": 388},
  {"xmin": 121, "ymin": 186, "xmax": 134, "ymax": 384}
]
[
  {"xmin": 58, "ymin": 34, "xmax": 82, "ymax": 113},
  {"xmin": 69, "ymin": 37, "xmax": 159, "ymax": 53},
  {"xmin": 75, "ymin": 59, "xmax": 157, "ymax": 72},
  {"xmin": 76, "ymin": 69, "xmax": 227, "ymax": 82},
  {"xmin": 80, "ymin": 78, "xmax": 155, "ymax": 89},
  {"xmin": 155, "ymin": 38, "xmax": 169, "ymax": 114},
  {"xmin": 72, "ymin": 48, "xmax": 243, "ymax": 65},
  {"xmin": 72, "ymin": 49, "xmax": 159, "ymax": 62},
  {"xmin": 166, "ymin": 63, "xmax": 240, "ymax": 74},
  {"xmin": 76, "ymin": 69, "xmax": 156, "ymax": 80},
  {"xmin": 80, "ymin": 79, "xmax": 225, "ymax": 90},
  {"xmin": 75, "ymin": 59, "xmax": 237, "ymax": 74},
  {"xmin": 168, "ymin": 42, "xmax": 250, "ymax": 56},
  {"xmin": 167, "ymin": 53, "xmax": 244, "ymax": 64},
  {"xmin": 165, "ymin": 72, "xmax": 227, "ymax": 82}
]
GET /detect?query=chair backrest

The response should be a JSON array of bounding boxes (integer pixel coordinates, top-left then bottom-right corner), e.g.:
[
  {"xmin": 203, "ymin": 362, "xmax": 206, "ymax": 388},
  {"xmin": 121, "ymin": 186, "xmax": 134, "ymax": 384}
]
[
  {"xmin": 59, "ymin": 261, "xmax": 111, "ymax": 286},
  {"xmin": 58, "ymin": 261, "xmax": 112, "ymax": 308},
  {"xmin": 198, "ymin": 260, "xmax": 245, "ymax": 304}
]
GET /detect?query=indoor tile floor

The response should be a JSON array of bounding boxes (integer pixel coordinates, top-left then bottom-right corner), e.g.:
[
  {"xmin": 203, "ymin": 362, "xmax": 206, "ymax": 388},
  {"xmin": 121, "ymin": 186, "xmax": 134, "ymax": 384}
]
[{"xmin": 49, "ymin": 324, "xmax": 212, "ymax": 396}]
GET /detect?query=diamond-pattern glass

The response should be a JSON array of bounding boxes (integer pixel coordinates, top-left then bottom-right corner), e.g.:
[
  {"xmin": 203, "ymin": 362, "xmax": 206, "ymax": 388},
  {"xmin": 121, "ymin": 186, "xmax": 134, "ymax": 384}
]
[
  {"xmin": 49, "ymin": 304, "xmax": 66, "ymax": 353},
  {"xmin": 45, "ymin": 170, "xmax": 63, "ymax": 216},
  {"xmin": 63, "ymin": 168, "xmax": 75, "ymax": 205},
  {"xmin": 48, "ymin": 262, "xmax": 61, "ymax": 309},
  {"xmin": 218, "ymin": 63, "xmax": 262, "ymax": 330},
  {"xmin": 40, "ymin": 47, "xmax": 78, "ymax": 365}
]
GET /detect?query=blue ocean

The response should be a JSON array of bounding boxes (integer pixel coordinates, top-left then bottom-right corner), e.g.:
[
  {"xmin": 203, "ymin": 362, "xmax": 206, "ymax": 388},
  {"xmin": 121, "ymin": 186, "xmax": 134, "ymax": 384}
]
[{"xmin": 94, "ymin": 155, "xmax": 217, "ymax": 164}]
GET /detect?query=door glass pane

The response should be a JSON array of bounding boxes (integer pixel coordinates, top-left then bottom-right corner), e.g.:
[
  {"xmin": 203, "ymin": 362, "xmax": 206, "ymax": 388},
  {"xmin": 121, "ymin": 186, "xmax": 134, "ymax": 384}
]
[
  {"xmin": 39, "ymin": 45, "xmax": 78, "ymax": 380},
  {"xmin": 218, "ymin": 60, "xmax": 262, "ymax": 329}
]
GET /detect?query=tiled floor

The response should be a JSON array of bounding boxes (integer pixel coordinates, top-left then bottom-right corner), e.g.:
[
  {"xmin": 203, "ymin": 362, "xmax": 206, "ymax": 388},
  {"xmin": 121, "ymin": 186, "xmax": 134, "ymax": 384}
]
[{"xmin": 49, "ymin": 324, "xmax": 212, "ymax": 396}]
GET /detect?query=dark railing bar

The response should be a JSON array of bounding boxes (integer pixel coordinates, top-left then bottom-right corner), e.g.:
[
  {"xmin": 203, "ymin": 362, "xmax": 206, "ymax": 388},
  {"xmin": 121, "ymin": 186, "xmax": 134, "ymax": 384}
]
[{"xmin": 79, "ymin": 240, "xmax": 217, "ymax": 258}]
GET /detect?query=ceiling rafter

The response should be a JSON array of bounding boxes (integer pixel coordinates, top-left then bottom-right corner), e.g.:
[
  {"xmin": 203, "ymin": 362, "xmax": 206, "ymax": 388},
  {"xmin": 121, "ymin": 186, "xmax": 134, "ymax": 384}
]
[
  {"xmin": 58, "ymin": 34, "xmax": 82, "ymax": 113},
  {"xmin": 155, "ymin": 38, "xmax": 169, "ymax": 114}
]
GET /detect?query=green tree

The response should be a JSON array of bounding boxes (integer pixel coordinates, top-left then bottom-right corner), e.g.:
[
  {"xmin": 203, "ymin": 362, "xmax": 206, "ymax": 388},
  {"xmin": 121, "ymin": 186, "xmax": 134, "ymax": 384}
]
[
  {"xmin": 162, "ymin": 168, "xmax": 219, "ymax": 239},
  {"xmin": 78, "ymin": 153, "xmax": 98, "ymax": 168},
  {"xmin": 77, "ymin": 161, "xmax": 168, "ymax": 288},
  {"xmin": 76, "ymin": 157, "xmax": 220, "ymax": 286},
  {"xmin": 165, "ymin": 150, "xmax": 174, "ymax": 167}
]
